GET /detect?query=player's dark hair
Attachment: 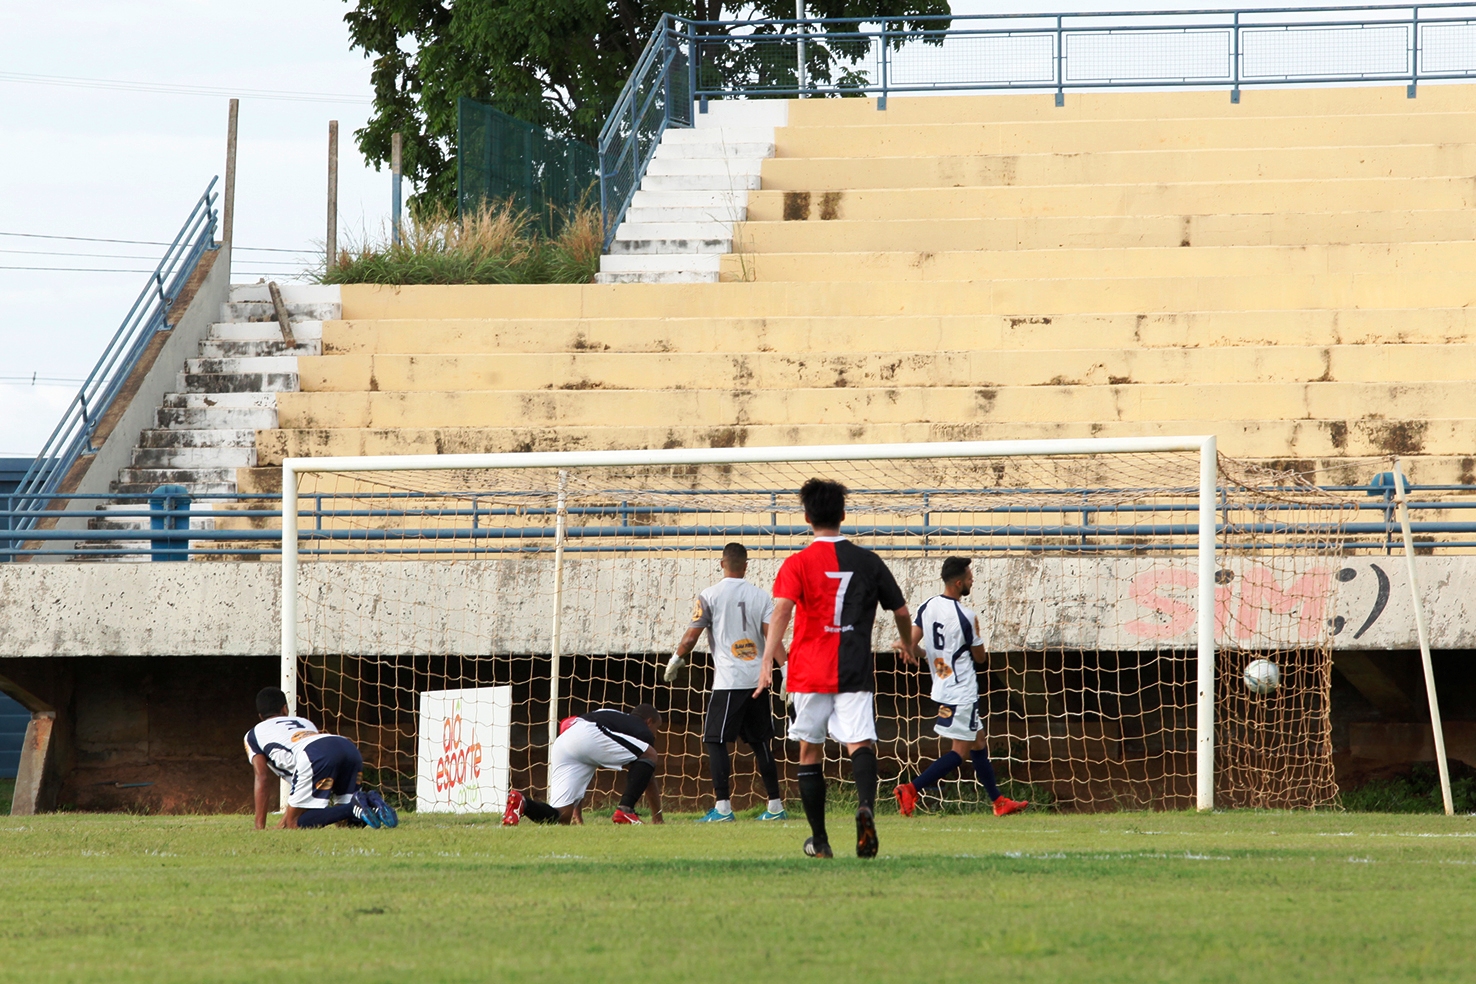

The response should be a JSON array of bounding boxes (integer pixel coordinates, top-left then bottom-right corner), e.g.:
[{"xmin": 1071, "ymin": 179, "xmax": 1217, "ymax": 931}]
[
  {"xmin": 256, "ymin": 686, "xmax": 288, "ymax": 718},
  {"xmin": 631, "ymin": 703, "xmax": 662, "ymax": 727},
  {"xmin": 941, "ymin": 556, "xmax": 972, "ymax": 584},
  {"xmin": 721, "ymin": 542, "xmax": 748, "ymax": 566},
  {"xmin": 799, "ymin": 478, "xmax": 846, "ymax": 529}
]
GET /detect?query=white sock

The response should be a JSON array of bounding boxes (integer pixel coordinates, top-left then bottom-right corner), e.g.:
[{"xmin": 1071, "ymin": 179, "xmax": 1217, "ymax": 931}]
[
  {"xmin": 768, "ymin": 798, "xmax": 784, "ymax": 813},
  {"xmin": 715, "ymin": 799, "xmax": 732, "ymax": 815}
]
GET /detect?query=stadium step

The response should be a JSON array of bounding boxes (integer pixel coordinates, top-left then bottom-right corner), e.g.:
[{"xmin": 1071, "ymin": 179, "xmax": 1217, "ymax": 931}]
[
  {"xmin": 320, "ymin": 308, "xmax": 1476, "ymax": 356},
  {"xmin": 732, "ymin": 210, "xmax": 1476, "ymax": 254},
  {"xmin": 742, "ymin": 177, "xmax": 1476, "ymax": 222},
  {"xmin": 756, "ymin": 143, "xmax": 1476, "ymax": 190},
  {"xmin": 274, "ymin": 380, "xmax": 1476, "ymax": 431},
  {"xmin": 293, "ymin": 344, "xmax": 1476, "ymax": 393},
  {"xmin": 716, "ymin": 240, "xmax": 1476, "ymax": 283}
]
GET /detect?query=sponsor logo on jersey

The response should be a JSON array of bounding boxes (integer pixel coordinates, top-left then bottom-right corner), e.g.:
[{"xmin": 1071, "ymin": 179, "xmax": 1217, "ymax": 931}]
[
  {"xmin": 731, "ymin": 638, "xmax": 758, "ymax": 661},
  {"xmin": 937, "ymin": 704, "xmax": 955, "ymax": 720},
  {"xmin": 314, "ymin": 777, "xmax": 334, "ymax": 791},
  {"xmin": 691, "ymin": 599, "xmax": 704, "ymax": 621}
]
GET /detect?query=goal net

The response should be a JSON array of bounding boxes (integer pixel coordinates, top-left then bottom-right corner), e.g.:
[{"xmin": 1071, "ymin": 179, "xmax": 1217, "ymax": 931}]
[{"xmin": 281, "ymin": 438, "xmax": 1355, "ymax": 814}]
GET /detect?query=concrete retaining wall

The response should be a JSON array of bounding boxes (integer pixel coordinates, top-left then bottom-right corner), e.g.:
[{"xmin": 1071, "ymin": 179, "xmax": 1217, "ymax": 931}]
[{"xmin": 0, "ymin": 554, "xmax": 1469, "ymax": 657}]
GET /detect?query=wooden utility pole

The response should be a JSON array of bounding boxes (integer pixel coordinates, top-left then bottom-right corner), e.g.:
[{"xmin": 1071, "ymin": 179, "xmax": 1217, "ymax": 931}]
[
  {"xmin": 222, "ymin": 99, "xmax": 239, "ymax": 251},
  {"xmin": 391, "ymin": 132, "xmax": 403, "ymax": 246},
  {"xmin": 327, "ymin": 120, "xmax": 339, "ymax": 270}
]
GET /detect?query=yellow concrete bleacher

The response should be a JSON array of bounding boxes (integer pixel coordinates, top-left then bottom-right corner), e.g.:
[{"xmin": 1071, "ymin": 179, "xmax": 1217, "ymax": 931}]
[{"xmin": 241, "ymin": 84, "xmax": 1476, "ymax": 493}]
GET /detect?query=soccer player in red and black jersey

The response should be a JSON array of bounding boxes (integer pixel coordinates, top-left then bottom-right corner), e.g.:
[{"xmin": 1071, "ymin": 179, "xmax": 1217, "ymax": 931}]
[{"xmin": 757, "ymin": 478, "xmax": 920, "ymax": 859}]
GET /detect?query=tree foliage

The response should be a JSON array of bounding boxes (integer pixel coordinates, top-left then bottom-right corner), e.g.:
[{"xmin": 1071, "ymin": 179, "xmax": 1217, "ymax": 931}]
[{"xmin": 344, "ymin": 0, "xmax": 949, "ymax": 210}]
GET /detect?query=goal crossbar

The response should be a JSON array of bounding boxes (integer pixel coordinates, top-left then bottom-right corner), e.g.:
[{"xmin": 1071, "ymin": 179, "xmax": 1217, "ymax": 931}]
[{"xmin": 281, "ymin": 436, "xmax": 1220, "ymax": 811}]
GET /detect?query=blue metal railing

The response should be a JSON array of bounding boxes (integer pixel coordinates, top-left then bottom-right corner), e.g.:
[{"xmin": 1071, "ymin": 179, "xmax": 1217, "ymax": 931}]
[
  {"xmin": 9, "ymin": 481, "xmax": 1476, "ymax": 561},
  {"xmin": 598, "ymin": 4, "xmax": 1476, "ymax": 245},
  {"xmin": 8, "ymin": 179, "xmax": 219, "ymax": 533},
  {"xmin": 598, "ymin": 15, "xmax": 693, "ymax": 249}
]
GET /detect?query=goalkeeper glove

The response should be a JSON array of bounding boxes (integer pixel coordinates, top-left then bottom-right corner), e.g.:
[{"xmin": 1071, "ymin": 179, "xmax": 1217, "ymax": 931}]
[{"xmin": 663, "ymin": 653, "xmax": 686, "ymax": 683}]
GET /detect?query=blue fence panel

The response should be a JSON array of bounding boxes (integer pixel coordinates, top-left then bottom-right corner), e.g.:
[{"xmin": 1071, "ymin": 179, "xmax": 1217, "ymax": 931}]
[{"xmin": 0, "ymin": 694, "xmax": 28, "ymax": 780}]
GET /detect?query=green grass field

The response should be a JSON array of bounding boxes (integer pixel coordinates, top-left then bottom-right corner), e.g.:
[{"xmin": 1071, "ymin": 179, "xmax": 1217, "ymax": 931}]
[{"xmin": 3, "ymin": 808, "xmax": 1475, "ymax": 983}]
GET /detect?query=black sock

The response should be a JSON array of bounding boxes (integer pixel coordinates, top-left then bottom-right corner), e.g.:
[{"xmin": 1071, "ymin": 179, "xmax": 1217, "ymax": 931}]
[
  {"xmin": 619, "ymin": 758, "xmax": 656, "ymax": 811},
  {"xmin": 524, "ymin": 797, "xmax": 561, "ymax": 824},
  {"xmin": 850, "ymin": 746, "xmax": 878, "ymax": 813},
  {"xmin": 295, "ymin": 804, "xmax": 356, "ymax": 828},
  {"xmin": 705, "ymin": 741, "xmax": 732, "ymax": 802},
  {"xmin": 747, "ymin": 739, "xmax": 783, "ymax": 802},
  {"xmin": 797, "ymin": 764, "xmax": 827, "ymax": 844},
  {"xmin": 971, "ymin": 749, "xmax": 1002, "ymax": 801}
]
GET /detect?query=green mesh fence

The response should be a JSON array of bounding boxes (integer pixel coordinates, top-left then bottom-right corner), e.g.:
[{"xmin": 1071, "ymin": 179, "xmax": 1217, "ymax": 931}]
[{"xmin": 457, "ymin": 98, "xmax": 599, "ymax": 230}]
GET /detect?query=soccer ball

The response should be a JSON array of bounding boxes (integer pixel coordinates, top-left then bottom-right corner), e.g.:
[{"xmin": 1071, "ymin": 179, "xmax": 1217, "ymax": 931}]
[{"xmin": 1243, "ymin": 659, "xmax": 1280, "ymax": 696}]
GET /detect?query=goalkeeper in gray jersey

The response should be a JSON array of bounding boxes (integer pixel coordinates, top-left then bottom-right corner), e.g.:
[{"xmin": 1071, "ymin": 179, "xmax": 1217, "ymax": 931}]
[{"xmin": 666, "ymin": 542, "xmax": 788, "ymax": 822}]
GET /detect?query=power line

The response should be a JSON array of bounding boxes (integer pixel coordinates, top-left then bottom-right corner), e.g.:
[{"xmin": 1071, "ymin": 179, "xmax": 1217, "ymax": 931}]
[
  {"xmin": 0, "ymin": 71, "xmax": 373, "ymax": 104},
  {"xmin": 0, "ymin": 231, "xmax": 304, "ymax": 253},
  {"xmin": 0, "ymin": 246, "xmax": 315, "ymax": 261}
]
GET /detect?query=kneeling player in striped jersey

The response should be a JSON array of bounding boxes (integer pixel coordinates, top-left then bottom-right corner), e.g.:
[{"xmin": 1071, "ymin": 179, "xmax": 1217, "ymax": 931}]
[
  {"xmin": 245, "ymin": 687, "xmax": 397, "ymax": 830},
  {"xmin": 892, "ymin": 558, "xmax": 1028, "ymax": 818},
  {"xmin": 502, "ymin": 705, "xmax": 665, "ymax": 826},
  {"xmin": 665, "ymin": 542, "xmax": 787, "ymax": 823}
]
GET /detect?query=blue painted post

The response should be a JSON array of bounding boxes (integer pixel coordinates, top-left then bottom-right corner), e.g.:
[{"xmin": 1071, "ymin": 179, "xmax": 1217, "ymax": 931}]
[
  {"xmin": 1055, "ymin": 15, "xmax": 1065, "ymax": 106},
  {"xmin": 878, "ymin": 23, "xmax": 889, "ymax": 110},
  {"xmin": 1409, "ymin": 6, "xmax": 1420, "ymax": 98},
  {"xmin": 687, "ymin": 19, "xmax": 698, "ymax": 117},
  {"xmin": 1231, "ymin": 11, "xmax": 1241, "ymax": 103},
  {"xmin": 149, "ymin": 484, "xmax": 191, "ymax": 562}
]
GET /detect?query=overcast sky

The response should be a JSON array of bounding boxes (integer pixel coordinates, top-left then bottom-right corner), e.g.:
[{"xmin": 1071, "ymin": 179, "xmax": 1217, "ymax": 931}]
[{"xmin": 0, "ymin": 0, "xmax": 1366, "ymax": 458}]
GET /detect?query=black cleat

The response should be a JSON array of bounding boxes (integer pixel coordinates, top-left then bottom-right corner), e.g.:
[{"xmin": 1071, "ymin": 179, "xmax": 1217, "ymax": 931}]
[
  {"xmin": 856, "ymin": 806, "xmax": 878, "ymax": 858},
  {"xmin": 803, "ymin": 836, "xmax": 833, "ymax": 859}
]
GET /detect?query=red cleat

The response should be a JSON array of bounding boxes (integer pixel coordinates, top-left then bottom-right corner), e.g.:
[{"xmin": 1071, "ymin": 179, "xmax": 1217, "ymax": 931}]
[
  {"xmin": 612, "ymin": 808, "xmax": 643, "ymax": 824},
  {"xmin": 893, "ymin": 782, "xmax": 919, "ymax": 818},
  {"xmin": 993, "ymin": 796, "xmax": 1029, "ymax": 817},
  {"xmin": 502, "ymin": 789, "xmax": 525, "ymax": 826}
]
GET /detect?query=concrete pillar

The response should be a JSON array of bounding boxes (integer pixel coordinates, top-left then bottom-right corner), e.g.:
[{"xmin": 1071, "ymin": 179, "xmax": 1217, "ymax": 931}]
[{"xmin": 11, "ymin": 711, "xmax": 56, "ymax": 815}]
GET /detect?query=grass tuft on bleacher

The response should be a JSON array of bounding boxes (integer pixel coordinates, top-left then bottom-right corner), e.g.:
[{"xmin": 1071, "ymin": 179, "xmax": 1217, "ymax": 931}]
[{"xmin": 2, "ymin": 809, "xmax": 1474, "ymax": 982}]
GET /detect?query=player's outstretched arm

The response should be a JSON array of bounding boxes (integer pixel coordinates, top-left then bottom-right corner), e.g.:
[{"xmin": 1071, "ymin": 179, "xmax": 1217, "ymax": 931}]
[
  {"xmin": 666, "ymin": 626, "xmax": 703, "ymax": 682},
  {"xmin": 892, "ymin": 604, "xmax": 920, "ymax": 664},
  {"xmin": 251, "ymin": 754, "xmax": 274, "ymax": 830},
  {"xmin": 757, "ymin": 598, "xmax": 795, "ymax": 696},
  {"xmin": 644, "ymin": 755, "xmax": 665, "ymax": 824}
]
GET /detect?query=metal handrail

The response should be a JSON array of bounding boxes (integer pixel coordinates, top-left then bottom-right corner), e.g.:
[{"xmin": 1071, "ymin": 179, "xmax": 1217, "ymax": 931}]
[
  {"xmin": 12, "ymin": 481, "xmax": 1476, "ymax": 560},
  {"xmin": 597, "ymin": 3, "xmax": 1476, "ymax": 241},
  {"xmin": 9, "ymin": 179, "xmax": 219, "ymax": 532}
]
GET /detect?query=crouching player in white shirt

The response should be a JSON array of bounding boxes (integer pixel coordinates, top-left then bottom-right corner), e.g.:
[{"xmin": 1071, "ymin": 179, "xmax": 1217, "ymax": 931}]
[
  {"xmin": 892, "ymin": 558, "xmax": 1029, "ymax": 818},
  {"xmin": 245, "ymin": 687, "xmax": 397, "ymax": 830},
  {"xmin": 502, "ymin": 705, "xmax": 665, "ymax": 826}
]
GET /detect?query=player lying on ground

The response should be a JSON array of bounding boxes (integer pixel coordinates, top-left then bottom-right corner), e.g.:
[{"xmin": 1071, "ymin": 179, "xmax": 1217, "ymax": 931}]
[
  {"xmin": 502, "ymin": 705, "xmax": 665, "ymax": 826},
  {"xmin": 666, "ymin": 541, "xmax": 788, "ymax": 823},
  {"xmin": 244, "ymin": 687, "xmax": 397, "ymax": 830},
  {"xmin": 757, "ymin": 478, "xmax": 920, "ymax": 860},
  {"xmin": 893, "ymin": 557, "xmax": 1028, "ymax": 818}
]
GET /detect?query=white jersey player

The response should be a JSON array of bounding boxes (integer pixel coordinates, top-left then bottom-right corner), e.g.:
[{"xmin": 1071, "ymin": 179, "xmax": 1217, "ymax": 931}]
[
  {"xmin": 244, "ymin": 686, "xmax": 397, "ymax": 830},
  {"xmin": 665, "ymin": 542, "xmax": 787, "ymax": 823},
  {"xmin": 892, "ymin": 558, "xmax": 1028, "ymax": 819}
]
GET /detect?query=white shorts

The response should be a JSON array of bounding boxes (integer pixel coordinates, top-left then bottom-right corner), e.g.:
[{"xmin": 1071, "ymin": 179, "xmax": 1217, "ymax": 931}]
[
  {"xmin": 546, "ymin": 718, "xmax": 645, "ymax": 809},
  {"xmin": 789, "ymin": 691, "xmax": 876, "ymax": 745},
  {"xmin": 934, "ymin": 700, "xmax": 982, "ymax": 742}
]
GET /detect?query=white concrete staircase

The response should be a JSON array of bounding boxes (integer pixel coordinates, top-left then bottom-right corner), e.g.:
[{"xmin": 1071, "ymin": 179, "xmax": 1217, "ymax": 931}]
[
  {"xmin": 597, "ymin": 101, "xmax": 787, "ymax": 283},
  {"xmin": 80, "ymin": 285, "xmax": 340, "ymax": 558}
]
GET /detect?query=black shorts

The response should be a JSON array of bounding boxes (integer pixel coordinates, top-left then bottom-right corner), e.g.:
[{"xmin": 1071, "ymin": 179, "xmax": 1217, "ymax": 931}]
[{"xmin": 703, "ymin": 689, "xmax": 776, "ymax": 745}]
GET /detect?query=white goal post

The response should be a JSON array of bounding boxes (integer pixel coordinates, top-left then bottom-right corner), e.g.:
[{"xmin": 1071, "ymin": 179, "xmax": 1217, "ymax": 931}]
[{"xmin": 280, "ymin": 436, "xmax": 1225, "ymax": 812}]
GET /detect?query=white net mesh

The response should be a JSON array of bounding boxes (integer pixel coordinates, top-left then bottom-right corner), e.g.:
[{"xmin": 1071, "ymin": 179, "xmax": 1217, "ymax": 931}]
[{"xmin": 287, "ymin": 446, "xmax": 1355, "ymax": 813}]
